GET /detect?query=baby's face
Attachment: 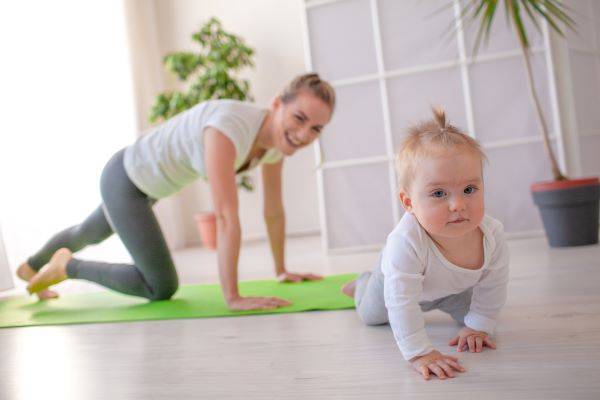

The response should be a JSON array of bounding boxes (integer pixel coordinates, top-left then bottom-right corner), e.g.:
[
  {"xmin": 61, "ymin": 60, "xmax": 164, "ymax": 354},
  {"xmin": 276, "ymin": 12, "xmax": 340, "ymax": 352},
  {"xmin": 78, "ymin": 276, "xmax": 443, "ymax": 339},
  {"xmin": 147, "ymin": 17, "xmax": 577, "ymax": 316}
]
[{"xmin": 402, "ymin": 148, "xmax": 484, "ymax": 240}]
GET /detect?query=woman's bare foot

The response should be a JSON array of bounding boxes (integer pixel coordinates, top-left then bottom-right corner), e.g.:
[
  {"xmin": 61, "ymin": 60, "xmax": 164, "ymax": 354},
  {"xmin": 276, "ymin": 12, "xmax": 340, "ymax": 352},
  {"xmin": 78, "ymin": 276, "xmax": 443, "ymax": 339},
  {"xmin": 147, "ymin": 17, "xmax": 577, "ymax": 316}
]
[
  {"xmin": 341, "ymin": 280, "xmax": 357, "ymax": 298},
  {"xmin": 17, "ymin": 262, "xmax": 59, "ymax": 300},
  {"xmin": 27, "ymin": 248, "xmax": 72, "ymax": 295}
]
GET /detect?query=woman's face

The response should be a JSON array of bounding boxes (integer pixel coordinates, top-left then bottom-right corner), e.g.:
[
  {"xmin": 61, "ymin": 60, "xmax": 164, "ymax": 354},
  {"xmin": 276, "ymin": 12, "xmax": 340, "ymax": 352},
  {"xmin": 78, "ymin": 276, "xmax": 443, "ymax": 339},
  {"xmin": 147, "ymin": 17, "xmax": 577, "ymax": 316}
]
[{"xmin": 270, "ymin": 91, "xmax": 332, "ymax": 156}]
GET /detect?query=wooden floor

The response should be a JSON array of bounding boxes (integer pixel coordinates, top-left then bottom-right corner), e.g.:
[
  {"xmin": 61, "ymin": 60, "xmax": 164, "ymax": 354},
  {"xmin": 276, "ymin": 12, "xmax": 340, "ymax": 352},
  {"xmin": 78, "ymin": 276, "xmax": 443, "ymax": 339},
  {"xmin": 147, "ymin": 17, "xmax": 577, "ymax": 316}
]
[{"xmin": 1, "ymin": 236, "xmax": 599, "ymax": 399}]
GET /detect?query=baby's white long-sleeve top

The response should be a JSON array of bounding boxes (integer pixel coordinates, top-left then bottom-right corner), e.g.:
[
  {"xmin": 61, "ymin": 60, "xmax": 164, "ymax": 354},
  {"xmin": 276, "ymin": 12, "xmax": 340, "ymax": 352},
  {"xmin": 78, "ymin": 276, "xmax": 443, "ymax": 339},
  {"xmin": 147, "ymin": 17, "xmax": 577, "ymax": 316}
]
[{"xmin": 381, "ymin": 213, "xmax": 509, "ymax": 360}]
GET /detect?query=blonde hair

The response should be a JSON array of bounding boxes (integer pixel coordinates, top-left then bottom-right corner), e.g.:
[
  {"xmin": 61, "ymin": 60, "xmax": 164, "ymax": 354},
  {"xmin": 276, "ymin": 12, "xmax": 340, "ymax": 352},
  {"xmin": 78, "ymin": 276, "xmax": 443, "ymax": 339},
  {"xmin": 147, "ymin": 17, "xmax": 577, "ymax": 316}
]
[
  {"xmin": 395, "ymin": 107, "xmax": 487, "ymax": 192},
  {"xmin": 280, "ymin": 73, "xmax": 336, "ymax": 111}
]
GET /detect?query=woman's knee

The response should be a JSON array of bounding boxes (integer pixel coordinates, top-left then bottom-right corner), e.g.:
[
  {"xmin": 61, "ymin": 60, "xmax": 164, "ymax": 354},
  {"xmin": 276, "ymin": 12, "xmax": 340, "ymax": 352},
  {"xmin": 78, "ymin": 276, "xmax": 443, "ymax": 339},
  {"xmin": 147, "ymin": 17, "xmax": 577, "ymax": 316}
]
[{"xmin": 147, "ymin": 279, "xmax": 179, "ymax": 301}]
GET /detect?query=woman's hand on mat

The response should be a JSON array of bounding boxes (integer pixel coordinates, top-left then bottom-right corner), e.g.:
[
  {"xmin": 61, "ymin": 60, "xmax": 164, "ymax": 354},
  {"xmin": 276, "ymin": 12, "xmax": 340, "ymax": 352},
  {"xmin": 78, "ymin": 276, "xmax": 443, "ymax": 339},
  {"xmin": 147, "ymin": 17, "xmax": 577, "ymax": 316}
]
[
  {"xmin": 448, "ymin": 327, "xmax": 496, "ymax": 353},
  {"xmin": 226, "ymin": 296, "xmax": 292, "ymax": 311},
  {"xmin": 409, "ymin": 350, "xmax": 465, "ymax": 380},
  {"xmin": 277, "ymin": 271, "xmax": 323, "ymax": 283}
]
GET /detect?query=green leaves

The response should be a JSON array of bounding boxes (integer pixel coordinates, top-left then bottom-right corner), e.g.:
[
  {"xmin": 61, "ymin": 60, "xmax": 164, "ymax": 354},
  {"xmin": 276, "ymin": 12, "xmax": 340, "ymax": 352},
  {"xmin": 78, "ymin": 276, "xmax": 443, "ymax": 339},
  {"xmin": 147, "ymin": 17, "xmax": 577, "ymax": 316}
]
[
  {"xmin": 150, "ymin": 17, "xmax": 255, "ymax": 123},
  {"xmin": 191, "ymin": 18, "xmax": 254, "ymax": 71},
  {"xmin": 149, "ymin": 17, "xmax": 256, "ymax": 191},
  {"xmin": 163, "ymin": 53, "xmax": 203, "ymax": 81},
  {"xmin": 149, "ymin": 92, "xmax": 191, "ymax": 122},
  {"xmin": 237, "ymin": 175, "xmax": 254, "ymax": 192},
  {"xmin": 459, "ymin": 0, "xmax": 576, "ymax": 55}
]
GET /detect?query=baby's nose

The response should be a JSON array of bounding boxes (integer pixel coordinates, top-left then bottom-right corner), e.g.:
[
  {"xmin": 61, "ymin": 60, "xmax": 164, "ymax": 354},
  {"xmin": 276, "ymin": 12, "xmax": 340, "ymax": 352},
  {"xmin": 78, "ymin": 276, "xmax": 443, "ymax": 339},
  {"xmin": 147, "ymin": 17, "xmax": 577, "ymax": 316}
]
[{"xmin": 450, "ymin": 197, "xmax": 466, "ymax": 211}]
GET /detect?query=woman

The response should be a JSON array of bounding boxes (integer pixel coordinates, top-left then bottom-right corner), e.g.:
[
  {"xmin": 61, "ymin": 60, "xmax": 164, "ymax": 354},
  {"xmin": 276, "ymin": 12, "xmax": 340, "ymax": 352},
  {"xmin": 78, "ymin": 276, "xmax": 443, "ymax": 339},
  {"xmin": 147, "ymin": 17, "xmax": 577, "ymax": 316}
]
[{"xmin": 20, "ymin": 73, "xmax": 335, "ymax": 311}]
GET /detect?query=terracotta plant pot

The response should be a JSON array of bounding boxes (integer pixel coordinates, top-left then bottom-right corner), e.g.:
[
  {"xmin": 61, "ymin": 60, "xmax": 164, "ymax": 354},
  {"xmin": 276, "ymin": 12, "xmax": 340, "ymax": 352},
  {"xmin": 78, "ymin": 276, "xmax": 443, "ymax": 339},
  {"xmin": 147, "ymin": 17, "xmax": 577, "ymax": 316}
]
[
  {"xmin": 531, "ymin": 177, "xmax": 600, "ymax": 247},
  {"xmin": 194, "ymin": 212, "xmax": 217, "ymax": 250}
]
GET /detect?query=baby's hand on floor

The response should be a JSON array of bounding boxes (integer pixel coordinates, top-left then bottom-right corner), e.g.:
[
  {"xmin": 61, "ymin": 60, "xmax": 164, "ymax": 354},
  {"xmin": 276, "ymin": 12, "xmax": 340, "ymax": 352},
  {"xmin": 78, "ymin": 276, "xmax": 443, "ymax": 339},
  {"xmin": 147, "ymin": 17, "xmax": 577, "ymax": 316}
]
[
  {"xmin": 409, "ymin": 350, "xmax": 465, "ymax": 380},
  {"xmin": 448, "ymin": 327, "xmax": 496, "ymax": 353}
]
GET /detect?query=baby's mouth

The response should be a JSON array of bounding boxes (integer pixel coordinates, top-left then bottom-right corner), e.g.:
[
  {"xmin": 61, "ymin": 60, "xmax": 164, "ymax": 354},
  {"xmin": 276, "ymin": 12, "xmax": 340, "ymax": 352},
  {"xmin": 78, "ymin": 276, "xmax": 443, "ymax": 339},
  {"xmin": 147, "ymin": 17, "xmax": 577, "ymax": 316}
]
[
  {"xmin": 448, "ymin": 218, "xmax": 468, "ymax": 224},
  {"xmin": 285, "ymin": 131, "xmax": 302, "ymax": 148}
]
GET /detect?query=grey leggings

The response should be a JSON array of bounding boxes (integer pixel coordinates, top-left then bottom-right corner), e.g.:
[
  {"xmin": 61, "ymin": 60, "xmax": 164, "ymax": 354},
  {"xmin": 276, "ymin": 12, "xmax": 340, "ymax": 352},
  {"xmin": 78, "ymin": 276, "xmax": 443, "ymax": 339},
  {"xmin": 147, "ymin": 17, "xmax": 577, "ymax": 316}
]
[
  {"xmin": 355, "ymin": 259, "xmax": 472, "ymax": 326},
  {"xmin": 27, "ymin": 149, "xmax": 178, "ymax": 301}
]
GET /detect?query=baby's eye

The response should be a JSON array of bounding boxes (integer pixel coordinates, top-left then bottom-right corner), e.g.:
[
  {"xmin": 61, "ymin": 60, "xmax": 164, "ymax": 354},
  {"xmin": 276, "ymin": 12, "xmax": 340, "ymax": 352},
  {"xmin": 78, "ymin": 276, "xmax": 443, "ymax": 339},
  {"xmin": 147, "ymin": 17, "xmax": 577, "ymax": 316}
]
[
  {"xmin": 464, "ymin": 185, "xmax": 478, "ymax": 195},
  {"xmin": 431, "ymin": 190, "xmax": 446, "ymax": 198}
]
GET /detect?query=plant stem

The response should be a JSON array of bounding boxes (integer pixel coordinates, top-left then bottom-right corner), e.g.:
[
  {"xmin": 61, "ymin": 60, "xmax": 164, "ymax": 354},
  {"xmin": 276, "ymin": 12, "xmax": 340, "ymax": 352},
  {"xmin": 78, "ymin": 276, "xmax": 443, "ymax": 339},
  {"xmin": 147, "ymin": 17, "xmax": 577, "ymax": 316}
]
[{"xmin": 517, "ymin": 29, "xmax": 567, "ymax": 181}]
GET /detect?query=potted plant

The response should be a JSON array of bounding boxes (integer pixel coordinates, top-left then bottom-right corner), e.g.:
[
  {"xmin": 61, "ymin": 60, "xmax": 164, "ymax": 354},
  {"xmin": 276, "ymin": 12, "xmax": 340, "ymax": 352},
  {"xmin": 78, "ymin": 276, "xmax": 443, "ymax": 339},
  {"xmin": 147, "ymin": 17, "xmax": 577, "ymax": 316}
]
[
  {"xmin": 459, "ymin": 0, "xmax": 599, "ymax": 247},
  {"xmin": 150, "ymin": 17, "xmax": 255, "ymax": 249}
]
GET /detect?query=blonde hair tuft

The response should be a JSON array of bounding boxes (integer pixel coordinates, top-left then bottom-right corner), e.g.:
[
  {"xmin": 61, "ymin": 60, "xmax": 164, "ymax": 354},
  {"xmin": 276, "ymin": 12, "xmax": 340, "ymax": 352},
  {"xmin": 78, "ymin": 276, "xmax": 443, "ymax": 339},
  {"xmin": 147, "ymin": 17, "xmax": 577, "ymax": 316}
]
[{"xmin": 395, "ymin": 107, "xmax": 487, "ymax": 192}]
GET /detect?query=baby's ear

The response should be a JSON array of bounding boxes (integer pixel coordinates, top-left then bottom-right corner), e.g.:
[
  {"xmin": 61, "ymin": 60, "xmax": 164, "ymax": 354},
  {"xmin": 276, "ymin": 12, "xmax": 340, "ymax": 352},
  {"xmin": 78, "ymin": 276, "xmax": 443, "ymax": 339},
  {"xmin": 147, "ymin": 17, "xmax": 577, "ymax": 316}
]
[{"xmin": 398, "ymin": 190, "xmax": 412, "ymax": 213}]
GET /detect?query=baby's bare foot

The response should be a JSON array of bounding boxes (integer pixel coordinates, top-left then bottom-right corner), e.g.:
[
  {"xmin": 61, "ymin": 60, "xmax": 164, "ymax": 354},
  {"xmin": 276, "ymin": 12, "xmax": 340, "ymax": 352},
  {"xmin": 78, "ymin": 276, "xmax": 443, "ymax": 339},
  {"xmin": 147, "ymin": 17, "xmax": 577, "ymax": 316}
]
[
  {"xmin": 341, "ymin": 280, "xmax": 357, "ymax": 298},
  {"xmin": 17, "ymin": 262, "xmax": 59, "ymax": 299},
  {"xmin": 27, "ymin": 248, "xmax": 72, "ymax": 295}
]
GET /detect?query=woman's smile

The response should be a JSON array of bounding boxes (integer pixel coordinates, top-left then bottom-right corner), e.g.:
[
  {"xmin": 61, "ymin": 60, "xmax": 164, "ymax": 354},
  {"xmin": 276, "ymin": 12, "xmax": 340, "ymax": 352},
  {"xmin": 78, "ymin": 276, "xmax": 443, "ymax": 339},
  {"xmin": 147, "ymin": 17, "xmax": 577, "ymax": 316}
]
[{"xmin": 284, "ymin": 130, "xmax": 303, "ymax": 148}]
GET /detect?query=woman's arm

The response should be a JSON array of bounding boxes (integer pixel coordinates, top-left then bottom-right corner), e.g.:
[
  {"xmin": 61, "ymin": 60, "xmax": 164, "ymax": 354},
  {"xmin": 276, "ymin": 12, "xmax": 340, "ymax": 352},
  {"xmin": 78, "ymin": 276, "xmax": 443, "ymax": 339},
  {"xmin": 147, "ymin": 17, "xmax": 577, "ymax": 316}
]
[
  {"xmin": 204, "ymin": 127, "xmax": 242, "ymax": 302},
  {"xmin": 261, "ymin": 160, "xmax": 286, "ymax": 276},
  {"xmin": 261, "ymin": 160, "xmax": 322, "ymax": 282},
  {"xmin": 204, "ymin": 128, "xmax": 290, "ymax": 310}
]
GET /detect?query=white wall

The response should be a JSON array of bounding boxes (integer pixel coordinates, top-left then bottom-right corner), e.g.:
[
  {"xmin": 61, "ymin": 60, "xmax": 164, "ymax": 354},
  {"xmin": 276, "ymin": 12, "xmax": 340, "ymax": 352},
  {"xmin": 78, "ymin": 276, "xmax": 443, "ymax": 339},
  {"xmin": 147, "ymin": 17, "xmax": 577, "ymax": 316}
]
[
  {"xmin": 151, "ymin": 0, "xmax": 321, "ymax": 247},
  {"xmin": 0, "ymin": 227, "xmax": 14, "ymax": 291}
]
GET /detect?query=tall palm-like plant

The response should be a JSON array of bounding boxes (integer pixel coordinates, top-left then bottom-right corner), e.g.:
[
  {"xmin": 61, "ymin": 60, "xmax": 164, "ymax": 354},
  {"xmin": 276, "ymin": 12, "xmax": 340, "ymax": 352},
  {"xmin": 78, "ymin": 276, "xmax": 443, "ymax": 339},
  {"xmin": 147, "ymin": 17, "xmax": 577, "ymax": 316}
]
[{"xmin": 459, "ymin": 0, "xmax": 575, "ymax": 181}]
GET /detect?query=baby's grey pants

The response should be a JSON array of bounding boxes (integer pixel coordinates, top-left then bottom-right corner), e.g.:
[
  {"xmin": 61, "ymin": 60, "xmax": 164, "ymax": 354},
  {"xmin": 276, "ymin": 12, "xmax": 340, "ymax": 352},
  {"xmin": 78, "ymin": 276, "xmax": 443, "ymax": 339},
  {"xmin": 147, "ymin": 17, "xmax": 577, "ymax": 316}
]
[{"xmin": 355, "ymin": 259, "xmax": 473, "ymax": 326}]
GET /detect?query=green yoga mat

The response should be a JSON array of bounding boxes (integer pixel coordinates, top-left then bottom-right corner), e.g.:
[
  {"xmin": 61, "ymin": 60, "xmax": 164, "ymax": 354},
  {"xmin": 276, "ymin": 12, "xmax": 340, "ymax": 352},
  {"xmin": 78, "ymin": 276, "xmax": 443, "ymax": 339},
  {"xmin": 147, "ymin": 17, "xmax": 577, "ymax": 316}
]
[{"xmin": 0, "ymin": 273, "xmax": 357, "ymax": 328}]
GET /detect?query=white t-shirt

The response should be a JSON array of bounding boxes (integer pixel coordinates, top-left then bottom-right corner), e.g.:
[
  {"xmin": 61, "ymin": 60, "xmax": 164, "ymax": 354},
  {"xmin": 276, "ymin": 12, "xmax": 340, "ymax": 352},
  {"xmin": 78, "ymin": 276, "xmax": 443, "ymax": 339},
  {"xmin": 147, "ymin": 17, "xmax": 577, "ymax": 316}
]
[
  {"xmin": 124, "ymin": 100, "xmax": 283, "ymax": 199},
  {"xmin": 381, "ymin": 212, "xmax": 509, "ymax": 360}
]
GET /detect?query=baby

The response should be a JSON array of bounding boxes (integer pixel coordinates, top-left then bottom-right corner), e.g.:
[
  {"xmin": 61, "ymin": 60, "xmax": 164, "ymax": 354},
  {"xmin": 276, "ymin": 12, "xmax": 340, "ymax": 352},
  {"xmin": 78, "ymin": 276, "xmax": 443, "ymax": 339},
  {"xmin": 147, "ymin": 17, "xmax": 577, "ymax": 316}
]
[{"xmin": 343, "ymin": 107, "xmax": 509, "ymax": 380}]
